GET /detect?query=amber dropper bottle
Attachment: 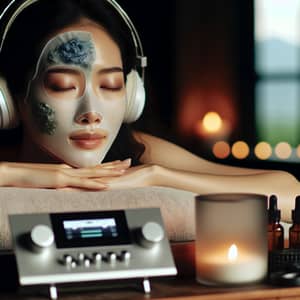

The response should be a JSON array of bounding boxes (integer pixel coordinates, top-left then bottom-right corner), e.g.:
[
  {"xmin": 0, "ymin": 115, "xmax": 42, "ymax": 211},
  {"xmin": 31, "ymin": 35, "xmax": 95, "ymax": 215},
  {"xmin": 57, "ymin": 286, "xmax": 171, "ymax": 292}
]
[
  {"xmin": 268, "ymin": 195, "xmax": 284, "ymax": 251},
  {"xmin": 289, "ymin": 196, "xmax": 300, "ymax": 249}
]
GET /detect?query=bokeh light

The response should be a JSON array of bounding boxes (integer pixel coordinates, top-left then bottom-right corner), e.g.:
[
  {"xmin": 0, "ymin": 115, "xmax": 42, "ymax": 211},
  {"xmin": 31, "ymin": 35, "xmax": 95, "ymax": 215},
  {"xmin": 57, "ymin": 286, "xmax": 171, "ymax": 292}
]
[
  {"xmin": 202, "ymin": 112, "xmax": 222, "ymax": 133},
  {"xmin": 296, "ymin": 145, "xmax": 300, "ymax": 158},
  {"xmin": 212, "ymin": 141, "xmax": 231, "ymax": 159},
  {"xmin": 254, "ymin": 142, "xmax": 272, "ymax": 160},
  {"xmin": 231, "ymin": 141, "xmax": 250, "ymax": 159},
  {"xmin": 274, "ymin": 142, "xmax": 292, "ymax": 159}
]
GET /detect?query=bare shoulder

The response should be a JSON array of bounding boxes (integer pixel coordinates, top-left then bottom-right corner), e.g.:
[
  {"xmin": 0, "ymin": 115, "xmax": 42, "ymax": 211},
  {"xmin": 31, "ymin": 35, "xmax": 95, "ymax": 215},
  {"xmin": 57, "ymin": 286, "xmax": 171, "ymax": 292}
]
[
  {"xmin": 133, "ymin": 131, "xmax": 165, "ymax": 162},
  {"xmin": 133, "ymin": 131, "xmax": 165, "ymax": 146},
  {"xmin": 133, "ymin": 131, "xmax": 183, "ymax": 154},
  {"xmin": 133, "ymin": 131, "xmax": 208, "ymax": 171}
]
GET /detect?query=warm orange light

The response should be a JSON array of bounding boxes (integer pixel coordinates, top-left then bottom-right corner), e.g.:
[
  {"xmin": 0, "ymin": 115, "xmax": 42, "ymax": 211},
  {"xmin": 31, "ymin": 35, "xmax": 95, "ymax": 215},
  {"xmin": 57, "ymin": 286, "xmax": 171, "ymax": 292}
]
[
  {"xmin": 254, "ymin": 142, "xmax": 272, "ymax": 160},
  {"xmin": 227, "ymin": 244, "xmax": 238, "ymax": 262},
  {"xmin": 202, "ymin": 112, "xmax": 222, "ymax": 133},
  {"xmin": 296, "ymin": 145, "xmax": 300, "ymax": 158},
  {"xmin": 274, "ymin": 142, "xmax": 292, "ymax": 160},
  {"xmin": 232, "ymin": 141, "xmax": 250, "ymax": 160},
  {"xmin": 212, "ymin": 141, "xmax": 230, "ymax": 159}
]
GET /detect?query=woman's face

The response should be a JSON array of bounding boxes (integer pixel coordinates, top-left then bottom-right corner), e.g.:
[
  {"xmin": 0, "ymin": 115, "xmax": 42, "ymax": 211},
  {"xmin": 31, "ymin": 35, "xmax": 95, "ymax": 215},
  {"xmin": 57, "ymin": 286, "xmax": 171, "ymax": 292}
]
[{"xmin": 20, "ymin": 21, "xmax": 126, "ymax": 167}]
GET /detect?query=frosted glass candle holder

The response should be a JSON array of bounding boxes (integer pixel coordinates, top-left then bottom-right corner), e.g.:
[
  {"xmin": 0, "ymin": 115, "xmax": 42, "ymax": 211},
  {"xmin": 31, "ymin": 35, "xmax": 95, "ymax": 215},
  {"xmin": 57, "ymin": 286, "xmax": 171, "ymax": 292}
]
[{"xmin": 195, "ymin": 193, "xmax": 268, "ymax": 286}]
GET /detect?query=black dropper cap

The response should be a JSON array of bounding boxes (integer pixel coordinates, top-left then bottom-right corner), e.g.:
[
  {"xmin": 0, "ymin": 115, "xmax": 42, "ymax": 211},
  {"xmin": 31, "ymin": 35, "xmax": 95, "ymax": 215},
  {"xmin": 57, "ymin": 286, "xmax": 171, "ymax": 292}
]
[
  {"xmin": 268, "ymin": 195, "xmax": 281, "ymax": 223},
  {"xmin": 292, "ymin": 196, "xmax": 300, "ymax": 224}
]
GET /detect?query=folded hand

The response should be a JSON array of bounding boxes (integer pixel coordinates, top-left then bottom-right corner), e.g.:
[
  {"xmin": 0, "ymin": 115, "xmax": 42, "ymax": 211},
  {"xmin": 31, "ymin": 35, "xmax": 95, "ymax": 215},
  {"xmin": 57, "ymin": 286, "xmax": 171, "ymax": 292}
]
[
  {"xmin": 101, "ymin": 164, "xmax": 161, "ymax": 190},
  {"xmin": 0, "ymin": 159, "xmax": 131, "ymax": 190}
]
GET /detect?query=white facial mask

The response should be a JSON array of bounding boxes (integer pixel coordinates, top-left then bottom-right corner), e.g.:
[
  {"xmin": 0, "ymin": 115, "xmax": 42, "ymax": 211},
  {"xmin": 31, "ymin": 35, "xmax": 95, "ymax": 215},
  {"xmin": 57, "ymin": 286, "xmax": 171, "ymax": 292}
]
[{"xmin": 23, "ymin": 31, "xmax": 126, "ymax": 167}]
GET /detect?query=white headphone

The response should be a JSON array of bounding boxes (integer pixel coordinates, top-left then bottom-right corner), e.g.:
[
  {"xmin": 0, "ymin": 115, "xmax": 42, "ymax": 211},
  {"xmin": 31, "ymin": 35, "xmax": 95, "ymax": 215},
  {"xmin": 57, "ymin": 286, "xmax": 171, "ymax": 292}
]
[{"xmin": 0, "ymin": 0, "xmax": 147, "ymax": 128}]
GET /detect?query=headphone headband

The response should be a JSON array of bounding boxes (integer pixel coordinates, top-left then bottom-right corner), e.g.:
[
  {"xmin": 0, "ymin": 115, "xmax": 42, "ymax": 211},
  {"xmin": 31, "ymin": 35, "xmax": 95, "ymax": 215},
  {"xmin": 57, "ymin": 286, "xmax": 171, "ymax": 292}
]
[
  {"xmin": 105, "ymin": 0, "xmax": 147, "ymax": 70},
  {"xmin": 0, "ymin": 0, "xmax": 39, "ymax": 53},
  {"xmin": 0, "ymin": 0, "xmax": 147, "ymax": 77}
]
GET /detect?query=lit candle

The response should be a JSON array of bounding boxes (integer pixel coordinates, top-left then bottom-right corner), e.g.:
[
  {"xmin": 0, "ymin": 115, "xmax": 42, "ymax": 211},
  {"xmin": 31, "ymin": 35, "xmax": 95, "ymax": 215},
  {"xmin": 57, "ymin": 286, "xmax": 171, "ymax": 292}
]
[
  {"xmin": 195, "ymin": 194, "xmax": 268, "ymax": 286},
  {"xmin": 196, "ymin": 243, "xmax": 267, "ymax": 285}
]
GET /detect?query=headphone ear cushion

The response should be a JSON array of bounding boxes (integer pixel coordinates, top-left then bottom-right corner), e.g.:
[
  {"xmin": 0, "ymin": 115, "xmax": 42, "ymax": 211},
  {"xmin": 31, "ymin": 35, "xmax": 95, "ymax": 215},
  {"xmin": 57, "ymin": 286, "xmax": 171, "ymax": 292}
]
[
  {"xmin": 0, "ymin": 77, "xmax": 19, "ymax": 129},
  {"xmin": 124, "ymin": 70, "xmax": 145, "ymax": 123}
]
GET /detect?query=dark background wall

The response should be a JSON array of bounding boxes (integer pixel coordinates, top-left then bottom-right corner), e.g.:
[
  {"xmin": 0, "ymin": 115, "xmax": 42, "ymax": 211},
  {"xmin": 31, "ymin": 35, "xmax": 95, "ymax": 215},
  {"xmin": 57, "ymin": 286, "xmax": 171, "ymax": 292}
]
[
  {"xmin": 118, "ymin": 0, "xmax": 177, "ymax": 136},
  {"xmin": 119, "ymin": 0, "xmax": 243, "ymax": 136},
  {"xmin": 119, "ymin": 1, "xmax": 250, "ymax": 144}
]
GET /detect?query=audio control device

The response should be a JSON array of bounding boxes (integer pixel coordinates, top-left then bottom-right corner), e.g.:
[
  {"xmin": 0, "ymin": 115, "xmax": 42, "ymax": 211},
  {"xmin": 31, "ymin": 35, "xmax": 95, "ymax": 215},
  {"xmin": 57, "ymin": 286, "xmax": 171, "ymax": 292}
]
[{"xmin": 9, "ymin": 208, "xmax": 177, "ymax": 299}]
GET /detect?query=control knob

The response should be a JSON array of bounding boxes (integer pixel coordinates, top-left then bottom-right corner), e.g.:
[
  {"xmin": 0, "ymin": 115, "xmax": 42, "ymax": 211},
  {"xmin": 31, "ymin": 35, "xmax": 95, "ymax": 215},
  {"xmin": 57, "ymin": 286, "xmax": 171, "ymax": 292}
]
[
  {"xmin": 30, "ymin": 224, "xmax": 54, "ymax": 250},
  {"xmin": 139, "ymin": 222, "xmax": 164, "ymax": 248}
]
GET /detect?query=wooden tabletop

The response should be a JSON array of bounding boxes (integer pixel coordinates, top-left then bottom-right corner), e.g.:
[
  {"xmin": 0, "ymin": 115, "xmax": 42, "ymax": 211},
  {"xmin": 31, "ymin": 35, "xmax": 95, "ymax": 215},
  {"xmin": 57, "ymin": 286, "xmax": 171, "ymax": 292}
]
[
  {"xmin": 2, "ymin": 242, "xmax": 300, "ymax": 300},
  {"xmin": 3, "ymin": 279, "xmax": 300, "ymax": 300}
]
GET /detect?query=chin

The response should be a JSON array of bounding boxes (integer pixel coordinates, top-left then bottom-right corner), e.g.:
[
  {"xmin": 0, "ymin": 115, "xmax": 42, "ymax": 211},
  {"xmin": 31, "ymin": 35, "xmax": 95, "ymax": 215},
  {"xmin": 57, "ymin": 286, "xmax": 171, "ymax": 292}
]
[
  {"xmin": 60, "ymin": 152, "xmax": 108, "ymax": 168},
  {"xmin": 70, "ymin": 160, "xmax": 100, "ymax": 168}
]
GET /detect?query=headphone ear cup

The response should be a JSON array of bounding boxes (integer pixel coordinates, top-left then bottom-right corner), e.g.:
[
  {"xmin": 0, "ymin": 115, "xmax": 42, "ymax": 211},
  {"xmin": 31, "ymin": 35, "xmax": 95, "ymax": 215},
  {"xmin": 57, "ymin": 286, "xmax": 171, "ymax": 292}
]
[
  {"xmin": 124, "ymin": 70, "xmax": 145, "ymax": 123},
  {"xmin": 0, "ymin": 77, "xmax": 19, "ymax": 129}
]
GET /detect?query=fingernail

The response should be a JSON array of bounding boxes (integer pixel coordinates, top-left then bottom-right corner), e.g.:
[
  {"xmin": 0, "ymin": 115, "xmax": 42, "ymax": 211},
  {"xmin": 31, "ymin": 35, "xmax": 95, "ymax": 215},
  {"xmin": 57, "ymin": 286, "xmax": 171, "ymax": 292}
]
[{"xmin": 123, "ymin": 158, "xmax": 132, "ymax": 164}]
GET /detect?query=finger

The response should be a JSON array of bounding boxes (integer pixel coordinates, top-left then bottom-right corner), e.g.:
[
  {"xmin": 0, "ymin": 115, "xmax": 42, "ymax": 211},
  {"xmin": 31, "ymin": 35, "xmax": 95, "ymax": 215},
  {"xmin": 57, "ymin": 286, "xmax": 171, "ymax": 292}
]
[
  {"xmin": 62, "ymin": 168, "xmax": 125, "ymax": 178},
  {"xmin": 100, "ymin": 160, "xmax": 122, "ymax": 167},
  {"xmin": 67, "ymin": 177, "xmax": 108, "ymax": 190},
  {"xmin": 101, "ymin": 158, "xmax": 131, "ymax": 170},
  {"xmin": 5, "ymin": 162, "xmax": 72, "ymax": 170},
  {"xmin": 55, "ymin": 174, "xmax": 108, "ymax": 190},
  {"xmin": 8, "ymin": 168, "xmax": 108, "ymax": 190}
]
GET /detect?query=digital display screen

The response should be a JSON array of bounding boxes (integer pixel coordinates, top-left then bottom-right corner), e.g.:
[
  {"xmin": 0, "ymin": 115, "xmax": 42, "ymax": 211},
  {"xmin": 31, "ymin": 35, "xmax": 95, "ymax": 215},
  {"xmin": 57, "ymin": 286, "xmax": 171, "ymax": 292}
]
[
  {"xmin": 50, "ymin": 210, "xmax": 131, "ymax": 248},
  {"xmin": 63, "ymin": 218, "xmax": 118, "ymax": 240}
]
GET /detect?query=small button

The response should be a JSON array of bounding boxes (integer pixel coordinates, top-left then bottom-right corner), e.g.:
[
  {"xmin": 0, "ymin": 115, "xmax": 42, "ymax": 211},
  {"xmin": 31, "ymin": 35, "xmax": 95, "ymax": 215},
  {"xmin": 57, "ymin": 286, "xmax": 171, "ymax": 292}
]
[
  {"xmin": 71, "ymin": 261, "xmax": 77, "ymax": 268},
  {"xmin": 77, "ymin": 252, "xmax": 85, "ymax": 264},
  {"xmin": 120, "ymin": 250, "xmax": 131, "ymax": 262},
  {"xmin": 107, "ymin": 252, "xmax": 117, "ymax": 264},
  {"xmin": 63, "ymin": 254, "xmax": 73, "ymax": 266},
  {"xmin": 84, "ymin": 258, "xmax": 91, "ymax": 268},
  {"xmin": 93, "ymin": 252, "xmax": 102, "ymax": 264}
]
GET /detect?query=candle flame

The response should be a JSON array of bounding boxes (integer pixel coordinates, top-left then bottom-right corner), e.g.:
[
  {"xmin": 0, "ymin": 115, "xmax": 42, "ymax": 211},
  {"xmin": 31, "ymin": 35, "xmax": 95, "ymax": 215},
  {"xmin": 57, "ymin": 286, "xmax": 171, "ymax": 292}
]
[{"xmin": 227, "ymin": 244, "xmax": 238, "ymax": 262}]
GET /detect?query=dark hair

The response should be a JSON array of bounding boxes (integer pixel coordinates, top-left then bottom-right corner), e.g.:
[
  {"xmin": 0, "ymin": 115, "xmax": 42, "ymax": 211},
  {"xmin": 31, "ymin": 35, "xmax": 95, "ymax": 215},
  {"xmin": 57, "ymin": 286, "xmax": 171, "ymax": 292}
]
[{"xmin": 0, "ymin": 0, "xmax": 145, "ymax": 165}]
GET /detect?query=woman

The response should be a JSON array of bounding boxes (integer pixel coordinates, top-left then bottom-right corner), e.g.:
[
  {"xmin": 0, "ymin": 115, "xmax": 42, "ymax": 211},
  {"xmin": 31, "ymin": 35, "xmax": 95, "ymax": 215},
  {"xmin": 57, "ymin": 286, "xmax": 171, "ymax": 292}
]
[{"xmin": 0, "ymin": 0, "xmax": 298, "ymax": 220}]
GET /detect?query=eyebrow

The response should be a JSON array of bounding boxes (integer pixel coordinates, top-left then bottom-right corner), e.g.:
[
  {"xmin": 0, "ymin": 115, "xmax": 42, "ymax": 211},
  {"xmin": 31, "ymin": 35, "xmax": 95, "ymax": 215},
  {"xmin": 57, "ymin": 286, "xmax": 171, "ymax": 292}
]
[
  {"xmin": 46, "ymin": 68, "xmax": 80, "ymax": 75},
  {"xmin": 97, "ymin": 67, "xmax": 124, "ymax": 74},
  {"xmin": 46, "ymin": 67, "xmax": 124, "ymax": 75}
]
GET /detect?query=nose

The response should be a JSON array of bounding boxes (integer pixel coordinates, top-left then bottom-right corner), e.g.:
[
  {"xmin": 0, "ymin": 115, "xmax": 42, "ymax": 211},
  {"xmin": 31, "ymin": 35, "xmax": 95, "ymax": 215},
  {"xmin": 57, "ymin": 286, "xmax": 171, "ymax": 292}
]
[{"xmin": 75, "ymin": 111, "xmax": 102, "ymax": 125}]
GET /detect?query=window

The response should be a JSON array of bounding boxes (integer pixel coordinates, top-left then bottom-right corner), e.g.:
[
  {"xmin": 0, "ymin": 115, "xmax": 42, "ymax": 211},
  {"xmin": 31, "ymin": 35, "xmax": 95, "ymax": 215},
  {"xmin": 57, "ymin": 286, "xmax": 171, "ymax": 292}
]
[{"xmin": 254, "ymin": 0, "xmax": 300, "ymax": 162}]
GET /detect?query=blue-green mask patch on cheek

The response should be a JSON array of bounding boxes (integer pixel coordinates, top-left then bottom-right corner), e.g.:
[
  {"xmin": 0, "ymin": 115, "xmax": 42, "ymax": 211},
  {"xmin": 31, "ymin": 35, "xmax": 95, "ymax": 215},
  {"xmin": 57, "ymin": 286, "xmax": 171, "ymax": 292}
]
[
  {"xmin": 30, "ymin": 101, "xmax": 57, "ymax": 135},
  {"xmin": 47, "ymin": 37, "xmax": 96, "ymax": 69}
]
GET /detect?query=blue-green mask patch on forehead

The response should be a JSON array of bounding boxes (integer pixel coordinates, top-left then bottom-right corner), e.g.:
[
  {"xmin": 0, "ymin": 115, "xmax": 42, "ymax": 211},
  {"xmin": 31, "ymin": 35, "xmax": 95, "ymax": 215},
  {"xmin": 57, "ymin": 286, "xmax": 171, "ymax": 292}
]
[{"xmin": 47, "ymin": 34, "xmax": 96, "ymax": 69}]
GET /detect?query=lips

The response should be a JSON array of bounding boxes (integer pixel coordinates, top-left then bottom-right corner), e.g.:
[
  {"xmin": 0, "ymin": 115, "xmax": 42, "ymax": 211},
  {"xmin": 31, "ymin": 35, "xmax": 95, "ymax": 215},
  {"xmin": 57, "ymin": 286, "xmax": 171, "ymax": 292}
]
[{"xmin": 69, "ymin": 131, "xmax": 107, "ymax": 150}]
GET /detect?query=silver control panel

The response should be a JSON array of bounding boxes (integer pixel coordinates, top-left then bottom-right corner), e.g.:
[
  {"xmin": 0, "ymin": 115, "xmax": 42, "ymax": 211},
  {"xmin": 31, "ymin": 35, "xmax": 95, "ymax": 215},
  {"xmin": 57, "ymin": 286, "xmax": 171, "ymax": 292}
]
[{"xmin": 9, "ymin": 208, "xmax": 177, "ymax": 291}]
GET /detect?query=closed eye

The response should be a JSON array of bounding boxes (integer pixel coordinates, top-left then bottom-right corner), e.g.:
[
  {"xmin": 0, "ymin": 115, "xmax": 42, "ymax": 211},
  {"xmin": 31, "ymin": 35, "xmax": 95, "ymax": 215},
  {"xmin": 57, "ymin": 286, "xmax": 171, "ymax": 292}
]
[
  {"xmin": 100, "ymin": 85, "xmax": 123, "ymax": 91},
  {"xmin": 48, "ymin": 84, "xmax": 76, "ymax": 92},
  {"xmin": 44, "ymin": 68, "xmax": 85, "ymax": 99}
]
